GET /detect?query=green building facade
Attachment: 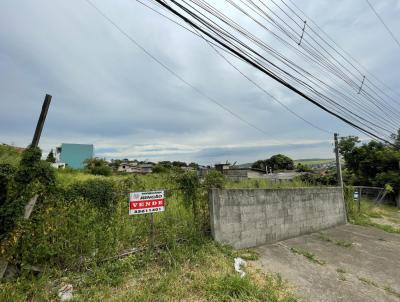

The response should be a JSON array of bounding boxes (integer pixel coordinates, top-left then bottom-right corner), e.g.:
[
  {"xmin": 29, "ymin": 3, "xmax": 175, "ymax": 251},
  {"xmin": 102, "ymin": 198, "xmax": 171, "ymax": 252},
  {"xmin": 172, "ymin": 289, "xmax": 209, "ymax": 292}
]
[{"xmin": 56, "ymin": 143, "xmax": 94, "ymax": 169}]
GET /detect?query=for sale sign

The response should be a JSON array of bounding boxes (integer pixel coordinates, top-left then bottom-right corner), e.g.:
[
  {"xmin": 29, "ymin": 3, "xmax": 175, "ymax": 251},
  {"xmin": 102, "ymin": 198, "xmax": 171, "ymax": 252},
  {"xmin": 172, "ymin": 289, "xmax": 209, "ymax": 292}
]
[{"xmin": 129, "ymin": 190, "xmax": 165, "ymax": 215}]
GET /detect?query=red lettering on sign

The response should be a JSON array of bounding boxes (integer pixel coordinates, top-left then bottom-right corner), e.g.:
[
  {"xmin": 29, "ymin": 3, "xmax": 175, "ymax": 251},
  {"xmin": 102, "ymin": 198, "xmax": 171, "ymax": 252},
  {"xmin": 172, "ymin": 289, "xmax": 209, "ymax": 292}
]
[{"xmin": 130, "ymin": 198, "xmax": 165, "ymax": 210}]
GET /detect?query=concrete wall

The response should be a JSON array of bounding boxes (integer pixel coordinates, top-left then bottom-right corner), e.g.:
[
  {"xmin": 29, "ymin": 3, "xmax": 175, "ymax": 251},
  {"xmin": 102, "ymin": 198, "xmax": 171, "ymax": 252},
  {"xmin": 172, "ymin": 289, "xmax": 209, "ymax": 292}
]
[{"xmin": 209, "ymin": 188, "xmax": 346, "ymax": 249}]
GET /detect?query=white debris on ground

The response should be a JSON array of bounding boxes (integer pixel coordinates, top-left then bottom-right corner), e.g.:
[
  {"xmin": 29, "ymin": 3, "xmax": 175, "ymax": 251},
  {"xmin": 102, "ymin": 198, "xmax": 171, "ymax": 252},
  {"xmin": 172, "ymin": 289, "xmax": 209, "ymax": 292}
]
[
  {"xmin": 58, "ymin": 283, "xmax": 73, "ymax": 301},
  {"xmin": 234, "ymin": 257, "xmax": 247, "ymax": 278}
]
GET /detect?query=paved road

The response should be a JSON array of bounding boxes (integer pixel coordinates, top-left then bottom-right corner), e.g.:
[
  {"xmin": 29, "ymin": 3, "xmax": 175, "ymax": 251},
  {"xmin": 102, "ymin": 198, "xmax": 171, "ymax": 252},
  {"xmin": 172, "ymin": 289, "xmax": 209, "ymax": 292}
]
[{"xmin": 254, "ymin": 224, "xmax": 400, "ymax": 302}]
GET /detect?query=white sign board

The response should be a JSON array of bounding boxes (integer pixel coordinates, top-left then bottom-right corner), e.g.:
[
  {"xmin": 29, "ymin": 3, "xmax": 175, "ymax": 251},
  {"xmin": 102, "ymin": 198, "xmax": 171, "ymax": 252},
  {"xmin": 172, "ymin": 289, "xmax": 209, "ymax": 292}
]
[{"xmin": 129, "ymin": 190, "xmax": 165, "ymax": 215}]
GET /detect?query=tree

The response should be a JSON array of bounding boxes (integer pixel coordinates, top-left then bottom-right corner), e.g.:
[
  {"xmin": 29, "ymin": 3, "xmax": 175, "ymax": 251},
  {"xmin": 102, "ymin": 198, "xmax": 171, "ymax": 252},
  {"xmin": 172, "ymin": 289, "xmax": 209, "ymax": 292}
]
[
  {"xmin": 172, "ymin": 161, "xmax": 187, "ymax": 167},
  {"xmin": 46, "ymin": 149, "xmax": 56, "ymax": 163},
  {"xmin": 266, "ymin": 154, "xmax": 294, "ymax": 171},
  {"xmin": 109, "ymin": 159, "xmax": 123, "ymax": 170},
  {"xmin": 84, "ymin": 158, "xmax": 112, "ymax": 176},
  {"xmin": 390, "ymin": 129, "xmax": 400, "ymax": 149},
  {"xmin": 252, "ymin": 154, "xmax": 294, "ymax": 172},
  {"xmin": 338, "ymin": 135, "xmax": 400, "ymax": 195},
  {"xmin": 188, "ymin": 162, "xmax": 199, "ymax": 169},
  {"xmin": 252, "ymin": 160, "xmax": 266, "ymax": 171}
]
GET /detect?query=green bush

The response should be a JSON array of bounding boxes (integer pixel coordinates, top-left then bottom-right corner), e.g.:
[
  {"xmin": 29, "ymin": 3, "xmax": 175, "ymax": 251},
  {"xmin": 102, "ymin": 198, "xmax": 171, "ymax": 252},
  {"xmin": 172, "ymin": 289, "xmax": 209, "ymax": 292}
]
[
  {"xmin": 14, "ymin": 197, "xmax": 121, "ymax": 270},
  {"xmin": 67, "ymin": 178, "xmax": 118, "ymax": 209},
  {"xmin": 84, "ymin": 158, "xmax": 112, "ymax": 176},
  {"xmin": 203, "ymin": 170, "xmax": 225, "ymax": 190},
  {"xmin": 0, "ymin": 146, "xmax": 55, "ymax": 237},
  {"xmin": 0, "ymin": 163, "xmax": 16, "ymax": 207}
]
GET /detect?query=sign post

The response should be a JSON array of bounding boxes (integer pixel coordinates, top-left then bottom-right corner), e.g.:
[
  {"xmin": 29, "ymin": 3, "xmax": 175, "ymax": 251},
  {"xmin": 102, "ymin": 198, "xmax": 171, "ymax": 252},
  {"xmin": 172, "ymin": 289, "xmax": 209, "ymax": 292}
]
[{"xmin": 129, "ymin": 190, "xmax": 165, "ymax": 248}]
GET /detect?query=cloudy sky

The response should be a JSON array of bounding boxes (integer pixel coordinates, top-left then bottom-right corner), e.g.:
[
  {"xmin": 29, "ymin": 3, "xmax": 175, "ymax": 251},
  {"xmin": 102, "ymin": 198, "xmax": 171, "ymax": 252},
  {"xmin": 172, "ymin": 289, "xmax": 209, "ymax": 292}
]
[{"xmin": 1, "ymin": 0, "xmax": 399, "ymax": 165}]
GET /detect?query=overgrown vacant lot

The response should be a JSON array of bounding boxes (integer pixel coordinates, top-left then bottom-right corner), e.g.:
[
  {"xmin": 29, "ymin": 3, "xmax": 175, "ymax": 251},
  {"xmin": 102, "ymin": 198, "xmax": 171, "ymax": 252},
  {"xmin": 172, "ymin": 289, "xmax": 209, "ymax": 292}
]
[
  {"xmin": 1, "ymin": 145, "xmax": 398, "ymax": 301},
  {"xmin": 0, "ymin": 165, "xmax": 297, "ymax": 301}
]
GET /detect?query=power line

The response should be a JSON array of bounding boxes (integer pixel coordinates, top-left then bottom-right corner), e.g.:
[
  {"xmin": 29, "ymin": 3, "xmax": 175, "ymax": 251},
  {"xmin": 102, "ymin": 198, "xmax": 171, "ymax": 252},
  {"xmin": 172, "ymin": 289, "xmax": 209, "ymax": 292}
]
[
  {"xmin": 189, "ymin": 0, "xmax": 400, "ymax": 133},
  {"xmin": 83, "ymin": 0, "xmax": 304, "ymax": 146},
  {"xmin": 365, "ymin": 0, "xmax": 400, "ymax": 48},
  {"xmin": 284, "ymin": 0, "xmax": 400, "ymax": 103},
  {"xmin": 190, "ymin": 0, "xmax": 397, "ymax": 135},
  {"xmin": 135, "ymin": 0, "xmax": 332, "ymax": 134},
  {"xmin": 243, "ymin": 0, "xmax": 400, "ymax": 126},
  {"xmin": 151, "ymin": 0, "xmax": 395, "ymax": 145},
  {"xmin": 186, "ymin": 0, "xmax": 399, "ymax": 134}
]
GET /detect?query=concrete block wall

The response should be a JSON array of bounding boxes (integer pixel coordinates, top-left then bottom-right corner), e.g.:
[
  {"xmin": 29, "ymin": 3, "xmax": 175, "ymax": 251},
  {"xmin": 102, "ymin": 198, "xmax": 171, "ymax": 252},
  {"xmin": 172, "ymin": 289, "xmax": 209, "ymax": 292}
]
[{"xmin": 209, "ymin": 188, "xmax": 346, "ymax": 249}]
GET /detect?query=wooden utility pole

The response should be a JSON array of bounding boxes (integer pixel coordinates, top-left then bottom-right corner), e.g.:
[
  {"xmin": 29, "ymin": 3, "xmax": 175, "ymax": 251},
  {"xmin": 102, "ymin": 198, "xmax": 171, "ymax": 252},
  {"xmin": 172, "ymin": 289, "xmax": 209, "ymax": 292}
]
[
  {"xmin": 31, "ymin": 94, "xmax": 52, "ymax": 147},
  {"xmin": 1, "ymin": 94, "xmax": 52, "ymax": 279},
  {"xmin": 334, "ymin": 133, "xmax": 343, "ymax": 187}
]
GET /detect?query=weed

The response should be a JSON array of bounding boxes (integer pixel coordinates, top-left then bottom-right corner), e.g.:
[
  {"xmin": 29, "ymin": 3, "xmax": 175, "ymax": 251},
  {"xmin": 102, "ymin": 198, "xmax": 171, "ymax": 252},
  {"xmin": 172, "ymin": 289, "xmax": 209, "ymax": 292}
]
[
  {"xmin": 384, "ymin": 286, "xmax": 400, "ymax": 299},
  {"xmin": 338, "ymin": 274, "xmax": 346, "ymax": 282},
  {"xmin": 336, "ymin": 268, "xmax": 346, "ymax": 274},
  {"xmin": 358, "ymin": 277, "xmax": 379, "ymax": 288},
  {"xmin": 314, "ymin": 233, "xmax": 352, "ymax": 248},
  {"xmin": 236, "ymin": 249, "xmax": 260, "ymax": 261},
  {"xmin": 358, "ymin": 276, "xmax": 400, "ymax": 299},
  {"xmin": 290, "ymin": 247, "xmax": 326, "ymax": 265},
  {"xmin": 345, "ymin": 195, "xmax": 400, "ymax": 234},
  {"xmin": 0, "ymin": 169, "xmax": 298, "ymax": 301}
]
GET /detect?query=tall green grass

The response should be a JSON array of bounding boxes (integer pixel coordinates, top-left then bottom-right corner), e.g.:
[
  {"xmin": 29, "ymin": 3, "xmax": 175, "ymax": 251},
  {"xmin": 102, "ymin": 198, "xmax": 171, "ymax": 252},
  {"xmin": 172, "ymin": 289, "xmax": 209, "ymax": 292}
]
[
  {"xmin": 0, "ymin": 144, "xmax": 21, "ymax": 167},
  {"xmin": 0, "ymin": 169, "xmax": 298, "ymax": 301},
  {"xmin": 345, "ymin": 187, "xmax": 400, "ymax": 234},
  {"xmin": 225, "ymin": 178, "xmax": 311, "ymax": 189}
]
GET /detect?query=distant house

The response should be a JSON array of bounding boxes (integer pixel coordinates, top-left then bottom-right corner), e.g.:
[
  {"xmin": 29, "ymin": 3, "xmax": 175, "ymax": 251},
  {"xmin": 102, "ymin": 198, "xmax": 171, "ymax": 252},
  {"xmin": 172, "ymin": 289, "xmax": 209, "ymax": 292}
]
[
  {"xmin": 222, "ymin": 167, "xmax": 266, "ymax": 181},
  {"xmin": 118, "ymin": 162, "xmax": 154, "ymax": 174},
  {"xmin": 118, "ymin": 162, "xmax": 140, "ymax": 173},
  {"xmin": 215, "ymin": 163, "xmax": 303, "ymax": 181},
  {"xmin": 198, "ymin": 166, "xmax": 210, "ymax": 178},
  {"xmin": 55, "ymin": 143, "xmax": 94, "ymax": 169},
  {"xmin": 215, "ymin": 163, "xmax": 231, "ymax": 173},
  {"xmin": 140, "ymin": 163, "xmax": 154, "ymax": 174}
]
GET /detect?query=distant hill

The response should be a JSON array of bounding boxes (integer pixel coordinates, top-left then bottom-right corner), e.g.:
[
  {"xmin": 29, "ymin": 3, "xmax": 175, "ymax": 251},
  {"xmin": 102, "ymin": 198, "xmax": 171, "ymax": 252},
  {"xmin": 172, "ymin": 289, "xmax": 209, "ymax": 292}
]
[{"xmin": 294, "ymin": 158, "xmax": 335, "ymax": 166}]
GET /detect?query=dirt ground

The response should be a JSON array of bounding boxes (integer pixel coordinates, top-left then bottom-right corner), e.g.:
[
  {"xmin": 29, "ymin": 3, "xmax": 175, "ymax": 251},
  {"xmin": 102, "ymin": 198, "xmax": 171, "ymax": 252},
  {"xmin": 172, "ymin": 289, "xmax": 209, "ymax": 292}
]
[{"xmin": 254, "ymin": 224, "xmax": 400, "ymax": 302}]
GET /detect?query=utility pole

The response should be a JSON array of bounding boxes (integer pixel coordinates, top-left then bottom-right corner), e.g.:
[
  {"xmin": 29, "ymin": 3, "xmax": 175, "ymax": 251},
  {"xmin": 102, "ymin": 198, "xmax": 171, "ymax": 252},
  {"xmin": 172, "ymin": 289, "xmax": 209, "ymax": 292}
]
[
  {"xmin": 31, "ymin": 94, "xmax": 52, "ymax": 147},
  {"xmin": 1, "ymin": 94, "xmax": 53, "ymax": 279},
  {"xmin": 334, "ymin": 133, "xmax": 343, "ymax": 188}
]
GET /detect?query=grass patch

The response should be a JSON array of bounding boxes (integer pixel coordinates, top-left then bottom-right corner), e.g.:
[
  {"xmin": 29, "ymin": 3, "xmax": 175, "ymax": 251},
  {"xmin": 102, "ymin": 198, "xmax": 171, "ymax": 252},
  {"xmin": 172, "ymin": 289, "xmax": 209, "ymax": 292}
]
[
  {"xmin": 358, "ymin": 276, "xmax": 379, "ymax": 287},
  {"xmin": 289, "ymin": 247, "xmax": 326, "ymax": 265},
  {"xmin": 224, "ymin": 178, "xmax": 312, "ymax": 189},
  {"xmin": 358, "ymin": 276, "xmax": 400, "ymax": 299},
  {"xmin": 0, "ymin": 169, "xmax": 298, "ymax": 301},
  {"xmin": 0, "ymin": 241, "xmax": 297, "ymax": 301},
  {"xmin": 337, "ymin": 274, "xmax": 346, "ymax": 282},
  {"xmin": 353, "ymin": 215, "xmax": 400, "ymax": 234},
  {"xmin": 384, "ymin": 286, "xmax": 400, "ymax": 299},
  {"xmin": 0, "ymin": 144, "xmax": 22, "ymax": 167},
  {"xmin": 336, "ymin": 268, "xmax": 346, "ymax": 281},
  {"xmin": 314, "ymin": 233, "xmax": 352, "ymax": 248},
  {"xmin": 345, "ymin": 194, "xmax": 400, "ymax": 234}
]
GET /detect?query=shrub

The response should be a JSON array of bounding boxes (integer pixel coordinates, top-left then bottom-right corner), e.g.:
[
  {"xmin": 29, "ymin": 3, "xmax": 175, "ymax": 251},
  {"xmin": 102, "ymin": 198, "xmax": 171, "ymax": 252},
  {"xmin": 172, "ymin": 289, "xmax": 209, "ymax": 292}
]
[
  {"xmin": 84, "ymin": 158, "xmax": 112, "ymax": 176},
  {"xmin": 0, "ymin": 146, "xmax": 55, "ymax": 237},
  {"xmin": 0, "ymin": 163, "xmax": 16, "ymax": 207},
  {"xmin": 14, "ymin": 197, "xmax": 120, "ymax": 270},
  {"xmin": 175, "ymin": 172, "xmax": 200, "ymax": 214},
  {"xmin": 203, "ymin": 170, "xmax": 225, "ymax": 190},
  {"xmin": 296, "ymin": 163, "xmax": 312, "ymax": 172},
  {"xmin": 67, "ymin": 178, "xmax": 117, "ymax": 209}
]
